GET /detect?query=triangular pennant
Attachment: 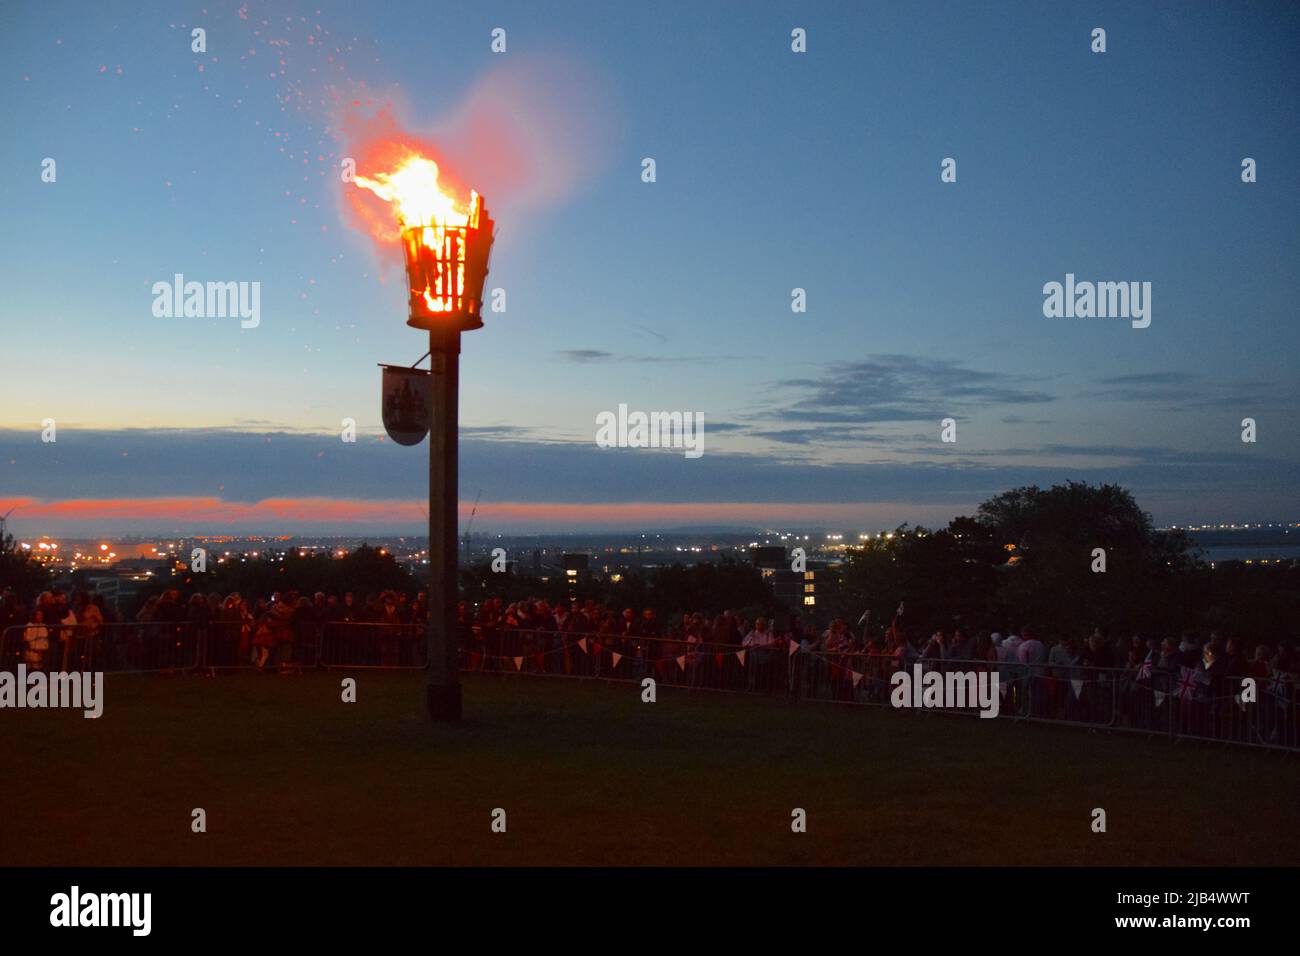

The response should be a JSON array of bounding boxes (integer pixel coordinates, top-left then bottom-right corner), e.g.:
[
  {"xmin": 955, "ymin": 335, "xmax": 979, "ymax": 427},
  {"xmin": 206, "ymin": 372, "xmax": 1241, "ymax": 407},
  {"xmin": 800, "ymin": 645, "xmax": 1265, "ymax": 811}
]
[
  {"xmin": 676, "ymin": 655, "xmax": 686, "ymax": 671},
  {"xmin": 1154, "ymin": 691, "xmax": 1165, "ymax": 707},
  {"xmin": 1070, "ymin": 679, "xmax": 1084, "ymax": 699},
  {"xmin": 736, "ymin": 650, "xmax": 747, "ymax": 666},
  {"xmin": 535, "ymin": 652, "xmax": 546, "ymax": 671},
  {"xmin": 610, "ymin": 652, "xmax": 622, "ymax": 668},
  {"xmin": 592, "ymin": 642, "xmax": 603, "ymax": 655},
  {"xmin": 788, "ymin": 639, "xmax": 800, "ymax": 657},
  {"xmin": 512, "ymin": 656, "xmax": 523, "ymax": 671},
  {"xmin": 577, "ymin": 638, "xmax": 588, "ymax": 653},
  {"xmin": 714, "ymin": 653, "xmax": 724, "ymax": 670},
  {"xmin": 851, "ymin": 670, "xmax": 863, "ymax": 688}
]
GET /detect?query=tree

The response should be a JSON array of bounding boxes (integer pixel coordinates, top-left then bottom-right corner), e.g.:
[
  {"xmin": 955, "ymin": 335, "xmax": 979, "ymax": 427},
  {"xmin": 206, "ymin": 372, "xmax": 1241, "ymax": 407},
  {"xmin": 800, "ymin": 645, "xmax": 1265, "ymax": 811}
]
[
  {"xmin": 973, "ymin": 482, "xmax": 1196, "ymax": 636},
  {"xmin": 0, "ymin": 531, "xmax": 51, "ymax": 603},
  {"xmin": 647, "ymin": 557, "xmax": 773, "ymax": 619},
  {"xmin": 142, "ymin": 543, "xmax": 417, "ymax": 610},
  {"xmin": 825, "ymin": 483, "xmax": 1208, "ymax": 641},
  {"xmin": 827, "ymin": 524, "xmax": 1001, "ymax": 637}
]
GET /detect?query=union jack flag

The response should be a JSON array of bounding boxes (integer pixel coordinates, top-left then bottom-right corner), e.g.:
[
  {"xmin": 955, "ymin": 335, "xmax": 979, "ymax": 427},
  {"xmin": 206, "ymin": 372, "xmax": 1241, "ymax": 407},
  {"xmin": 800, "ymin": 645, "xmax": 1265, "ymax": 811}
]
[
  {"xmin": 1267, "ymin": 671, "xmax": 1291, "ymax": 707},
  {"xmin": 1174, "ymin": 666, "xmax": 1203, "ymax": 701},
  {"xmin": 1136, "ymin": 654, "xmax": 1153, "ymax": 682}
]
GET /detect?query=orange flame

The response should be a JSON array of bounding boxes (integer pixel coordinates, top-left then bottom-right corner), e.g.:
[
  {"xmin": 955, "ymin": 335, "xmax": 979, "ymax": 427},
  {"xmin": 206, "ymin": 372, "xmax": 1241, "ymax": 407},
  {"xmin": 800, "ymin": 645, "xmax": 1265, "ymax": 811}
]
[
  {"xmin": 354, "ymin": 153, "xmax": 473, "ymax": 233},
  {"xmin": 349, "ymin": 145, "xmax": 482, "ymax": 314}
]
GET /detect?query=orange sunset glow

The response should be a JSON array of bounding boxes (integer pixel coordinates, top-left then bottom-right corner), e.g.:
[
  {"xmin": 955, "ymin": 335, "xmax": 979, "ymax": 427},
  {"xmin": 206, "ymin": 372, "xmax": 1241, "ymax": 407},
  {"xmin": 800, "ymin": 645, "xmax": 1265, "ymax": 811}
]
[{"xmin": 0, "ymin": 496, "xmax": 960, "ymax": 531}]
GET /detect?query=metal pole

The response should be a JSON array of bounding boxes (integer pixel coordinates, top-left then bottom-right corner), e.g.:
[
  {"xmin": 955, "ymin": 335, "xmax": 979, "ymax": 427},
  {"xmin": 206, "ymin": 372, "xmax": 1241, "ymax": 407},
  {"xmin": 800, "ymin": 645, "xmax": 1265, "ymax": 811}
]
[{"xmin": 426, "ymin": 326, "xmax": 463, "ymax": 721}]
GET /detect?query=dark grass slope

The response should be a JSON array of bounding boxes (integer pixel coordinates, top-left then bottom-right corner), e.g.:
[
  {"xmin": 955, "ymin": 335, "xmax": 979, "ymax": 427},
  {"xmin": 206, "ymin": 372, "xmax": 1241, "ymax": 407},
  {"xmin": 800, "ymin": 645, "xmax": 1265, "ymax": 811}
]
[{"xmin": 2, "ymin": 671, "xmax": 1295, "ymax": 866}]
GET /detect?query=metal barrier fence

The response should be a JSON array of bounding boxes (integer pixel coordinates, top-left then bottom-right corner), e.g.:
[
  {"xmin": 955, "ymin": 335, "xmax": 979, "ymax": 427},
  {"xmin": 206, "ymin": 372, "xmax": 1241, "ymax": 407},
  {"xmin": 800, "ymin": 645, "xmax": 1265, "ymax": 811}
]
[
  {"xmin": 3, "ymin": 621, "xmax": 1295, "ymax": 750},
  {"xmin": 462, "ymin": 630, "xmax": 1296, "ymax": 750},
  {"xmin": 1004, "ymin": 661, "xmax": 1297, "ymax": 749},
  {"xmin": 1, "ymin": 622, "xmax": 201, "ymax": 674},
  {"xmin": 320, "ymin": 622, "xmax": 426, "ymax": 669},
  {"xmin": 462, "ymin": 630, "xmax": 1032, "ymax": 712},
  {"xmin": 793, "ymin": 652, "xmax": 1032, "ymax": 718}
]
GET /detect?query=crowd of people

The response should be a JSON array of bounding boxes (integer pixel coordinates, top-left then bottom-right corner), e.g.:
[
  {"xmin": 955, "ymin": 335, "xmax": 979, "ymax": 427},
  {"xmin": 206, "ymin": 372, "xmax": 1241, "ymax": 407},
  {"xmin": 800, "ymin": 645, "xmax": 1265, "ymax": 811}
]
[
  {"xmin": 466, "ymin": 597, "xmax": 1296, "ymax": 697},
  {"xmin": 2, "ymin": 588, "xmax": 1296, "ymax": 726},
  {"xmin": 0, "ymin": 586, "xmax": 430, "ymax": 672},
  {"xmin": 0, "ymin": 589, "xmax": 108, "ymax": 672}
]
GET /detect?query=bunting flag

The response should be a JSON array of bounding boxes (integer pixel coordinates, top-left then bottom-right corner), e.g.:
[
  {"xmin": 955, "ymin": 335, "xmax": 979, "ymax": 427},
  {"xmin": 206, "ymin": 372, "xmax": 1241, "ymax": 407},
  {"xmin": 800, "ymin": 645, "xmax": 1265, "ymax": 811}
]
[
  {"xmin": 851, "ymin": 670, "xmax": 864, "ymax": 688},
  {"xmin": 714, "ymin": 653, "xmax": 725, "ymax": 670},
  {"xmin": 1154, "ymin": 690, "xmax": 1165, "ymax": 707},
  {"xmin": 788, "ymin": 639, "xmax": 800, "ymax": 657},
  {"xmin": 655, "ymin": 659, "xmax": 668, "ymax": 673},
  {"xmin": 1136, "ymin": 656, "xmax": 1153, "ymax": 682},
  {"xmin": 1174, "ymin": 666, "xmax": 1199, "ymax": 700},
  {"xmin": 610, "ymin": 652, "xmax": 622, "ymax": 668},
  {"xmin": 592, "ymin": 642, "xmax": 603, "ymax": 655},
  {"xmin": 512, "ymin": 656, "xmax": 523, "ymax": 672},
  {"xmin": 736, "ymin": 650, "xmax": 747, "ymax": 667},
  {"xmin": 1070, "ymin": 679, "xmax": 1084, "ymax": 699},
  {"xmin": 534, "ymin": 652, "xmax": 546, "ymax": 671},
  {"xmin": 468, "ymin": 651, "xmax": 483, "ymax": 670},
  {"xmin": 577, "ymin": 638, "xmax": 588, "ymax": 653},
  {"xmin": 676, "ymin": 655, "xmax": 687, "ymax": 671}
]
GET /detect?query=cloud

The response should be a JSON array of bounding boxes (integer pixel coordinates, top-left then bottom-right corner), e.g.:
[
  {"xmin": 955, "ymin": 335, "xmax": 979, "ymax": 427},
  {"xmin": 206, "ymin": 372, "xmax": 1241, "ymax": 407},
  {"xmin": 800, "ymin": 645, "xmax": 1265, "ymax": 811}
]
[
  {"xmin": 555, "ymin": 350, "xmax": 742, "ymax": 365},
  {"xmin": 934, "ymin": 443, "xmax": 1280, "ymax": 468},
  {"xmin": 558, "ymin": 349, "xmax": 615, "ymax": 363},
  {"xmin": 1079, "ymin": 371, "xmax": 1288, "ymax": 409},
  {"xmin": 749, "ymin": 427, "xmax": 897, "ymax": 446},
  {"xmin": 771, "ymin": 354, "xmax": 1056, "ymax": 425},
  {"xmin": 2, "ymin": 427, "xmax": 1295, "ymax": 533},
  {"xmin": 460, "ymin": 425, "xmax": 542, "ymax": 440}
]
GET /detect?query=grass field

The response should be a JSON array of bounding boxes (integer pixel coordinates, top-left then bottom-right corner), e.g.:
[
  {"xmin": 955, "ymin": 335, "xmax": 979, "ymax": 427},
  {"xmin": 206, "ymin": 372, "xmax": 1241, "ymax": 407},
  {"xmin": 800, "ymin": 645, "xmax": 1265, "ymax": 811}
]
[{"xmin": 3, "ymin": 670, "xmax": 1297, "ymax": 866}]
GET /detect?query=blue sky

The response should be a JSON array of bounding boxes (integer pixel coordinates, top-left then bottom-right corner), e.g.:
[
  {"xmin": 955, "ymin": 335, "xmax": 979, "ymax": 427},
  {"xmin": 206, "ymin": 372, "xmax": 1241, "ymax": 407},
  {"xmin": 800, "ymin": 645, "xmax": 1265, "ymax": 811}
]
[{"xmin": 1, "ymin": 0, "xmax": 1297, "ymax": 534}]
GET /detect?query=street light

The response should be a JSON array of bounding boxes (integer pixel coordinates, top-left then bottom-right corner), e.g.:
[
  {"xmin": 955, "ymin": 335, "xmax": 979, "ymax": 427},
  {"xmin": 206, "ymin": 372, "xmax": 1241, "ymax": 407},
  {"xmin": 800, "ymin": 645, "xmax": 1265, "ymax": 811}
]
[{"xmin": 355, "ymin": 153, "xmax": 496, "ymax": 722}]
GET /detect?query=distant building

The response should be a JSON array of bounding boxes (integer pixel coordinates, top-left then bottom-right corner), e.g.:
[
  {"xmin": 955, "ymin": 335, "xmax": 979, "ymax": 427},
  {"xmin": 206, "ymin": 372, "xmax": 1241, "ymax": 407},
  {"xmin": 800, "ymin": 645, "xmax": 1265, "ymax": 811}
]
[
  {"xmin": 561, "ymin": 553, "xmax": 590, "ymax": 594},
  {"xmin": 749, "ymin": 546, "xmax": 818, "ymax": 613},
  {"xmin": 561, "ymin": 553, "xmax": 590, "ymax": 573}
]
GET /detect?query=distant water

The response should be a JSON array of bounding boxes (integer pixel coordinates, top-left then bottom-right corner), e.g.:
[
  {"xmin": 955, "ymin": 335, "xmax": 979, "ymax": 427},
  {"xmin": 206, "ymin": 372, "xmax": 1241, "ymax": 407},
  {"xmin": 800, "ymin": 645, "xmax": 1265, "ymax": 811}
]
[
  {"xmin": 1197, "ymin": 545, "xmax": 1300, "ymax": 563},
  {"xmin": 1187, "ymin": 528, "xmax": 1300, "ymax": 563}
]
